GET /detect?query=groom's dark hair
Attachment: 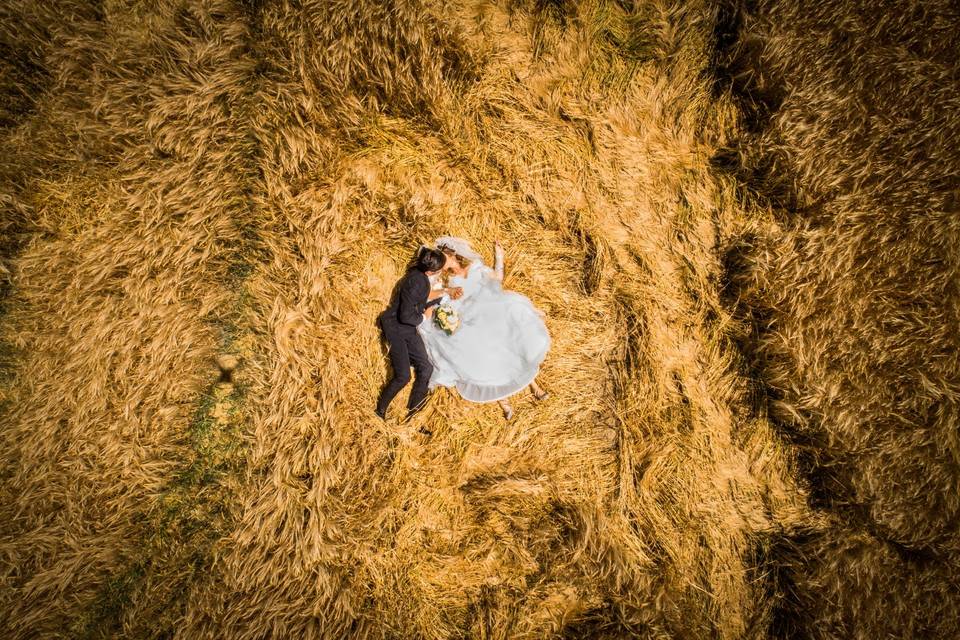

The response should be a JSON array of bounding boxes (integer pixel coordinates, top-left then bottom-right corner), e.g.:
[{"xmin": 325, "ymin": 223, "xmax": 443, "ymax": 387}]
[{"xmin": 414, "ymin": 246, "xmax": 446, "ymax": 273}]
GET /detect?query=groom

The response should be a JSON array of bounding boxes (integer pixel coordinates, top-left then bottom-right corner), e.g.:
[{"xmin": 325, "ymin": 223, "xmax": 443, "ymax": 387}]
[{"xmin": 376, "ymin": 247, "xmax": 460, "ymax": 422}]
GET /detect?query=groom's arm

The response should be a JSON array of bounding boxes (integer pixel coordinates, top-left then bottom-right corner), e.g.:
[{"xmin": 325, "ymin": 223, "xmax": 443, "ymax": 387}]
[{"xmin": 398, "ymin": 275, "xmax": 433, "ymax": 326}]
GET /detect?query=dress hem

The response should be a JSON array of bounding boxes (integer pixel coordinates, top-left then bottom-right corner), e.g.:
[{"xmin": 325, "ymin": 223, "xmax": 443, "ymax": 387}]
[{"xmin": 453, "ymin": 362, "xmax": 543, "ymax": 404}]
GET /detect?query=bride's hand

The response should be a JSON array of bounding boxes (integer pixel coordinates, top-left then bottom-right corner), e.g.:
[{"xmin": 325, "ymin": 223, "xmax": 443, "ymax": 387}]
[{"xmin": 447, "ymin": 286, "xmax": 464, "ymax": 300}]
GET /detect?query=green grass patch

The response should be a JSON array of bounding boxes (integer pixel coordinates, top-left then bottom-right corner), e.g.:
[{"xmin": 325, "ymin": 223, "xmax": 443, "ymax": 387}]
[{"xmin": 71, "ymin": 344, "xmax": 250, "ymax": 639}]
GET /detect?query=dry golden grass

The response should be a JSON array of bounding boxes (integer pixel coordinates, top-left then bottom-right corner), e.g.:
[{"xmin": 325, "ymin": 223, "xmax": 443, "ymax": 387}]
[
  {"xmin": 0, "ymin": 0, "xmax": 954, "ymax": 638},
  {"xmin": 714, "ymin": 0, "xmax": 960, "ymax": 637}
]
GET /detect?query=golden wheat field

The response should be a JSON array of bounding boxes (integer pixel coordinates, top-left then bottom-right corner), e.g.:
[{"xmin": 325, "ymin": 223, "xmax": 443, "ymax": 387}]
[{"xmin": 1, "ymin": 0, "xmax": 958, "ymax": 638}]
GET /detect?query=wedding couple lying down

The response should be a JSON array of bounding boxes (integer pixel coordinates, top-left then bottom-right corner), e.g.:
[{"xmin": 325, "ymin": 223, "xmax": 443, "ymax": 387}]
[{"xmin": 375, "ymin": 236, "xmax": 551, "ymax": 425}]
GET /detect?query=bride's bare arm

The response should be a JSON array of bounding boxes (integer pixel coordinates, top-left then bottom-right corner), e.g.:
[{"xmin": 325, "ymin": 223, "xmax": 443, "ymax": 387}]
[
  {"xmin": 430, "ymin": 286, "xmax": 463, "ymax": 300},
  {"xmin": 493, "ymin": 241, "xmax": 505, "ymax": 282}
]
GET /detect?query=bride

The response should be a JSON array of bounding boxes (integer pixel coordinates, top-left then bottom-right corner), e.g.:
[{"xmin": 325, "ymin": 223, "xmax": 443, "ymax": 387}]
[{"xmin": 418, "ymin": 236, "xmax": 551, "ymax": 420}]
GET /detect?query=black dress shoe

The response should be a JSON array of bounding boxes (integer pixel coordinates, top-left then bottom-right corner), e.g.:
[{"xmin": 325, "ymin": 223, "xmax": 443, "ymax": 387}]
[
  {"xmin": 405, "ymin": 400, "xmax": 428, "ymax": 423},
  {"xmin": 375, "ymin": 408, "xmax": 387, "ymax": 421}
]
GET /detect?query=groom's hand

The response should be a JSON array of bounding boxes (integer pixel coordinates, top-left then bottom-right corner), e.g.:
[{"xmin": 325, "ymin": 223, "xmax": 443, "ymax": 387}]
[{"xmin": 448, "ymin": 287, "xmax": 463, "ymax": 299}]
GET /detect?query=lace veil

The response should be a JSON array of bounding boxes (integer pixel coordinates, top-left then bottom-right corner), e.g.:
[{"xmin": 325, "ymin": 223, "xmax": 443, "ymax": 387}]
[{"xmin": 434, "ymin": 235, "xmax": 484, "ymax": 263}]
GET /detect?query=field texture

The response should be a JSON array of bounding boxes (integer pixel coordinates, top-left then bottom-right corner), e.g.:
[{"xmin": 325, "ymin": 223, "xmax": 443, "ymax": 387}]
[{"xmin": 1, "ymin": 1, "xmax": 957, "ymax": 638}]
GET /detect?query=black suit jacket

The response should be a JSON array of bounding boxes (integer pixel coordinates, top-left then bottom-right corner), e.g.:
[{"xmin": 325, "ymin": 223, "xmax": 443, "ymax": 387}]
[{"xmin": 382, "ymin": 269, "xmax": 442, "ymax": 331}]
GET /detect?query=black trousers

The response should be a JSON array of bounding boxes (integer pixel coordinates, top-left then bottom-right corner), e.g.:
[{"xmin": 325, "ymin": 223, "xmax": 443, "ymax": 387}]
[{"xmin": 376, "ymin": 316, "xmax": 434, "ymax": 416}]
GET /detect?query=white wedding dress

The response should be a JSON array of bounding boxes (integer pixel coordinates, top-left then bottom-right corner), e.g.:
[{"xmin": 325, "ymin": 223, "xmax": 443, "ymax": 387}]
[{"xmin": 419, "ymin": 257, "xmax": 550, "ymax": 403}]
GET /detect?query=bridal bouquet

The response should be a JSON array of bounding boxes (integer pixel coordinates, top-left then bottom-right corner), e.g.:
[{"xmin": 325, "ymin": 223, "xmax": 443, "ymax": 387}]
[{"xmin": 434, "ymin": 304, "xmax": 460, "ymax": 335}]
